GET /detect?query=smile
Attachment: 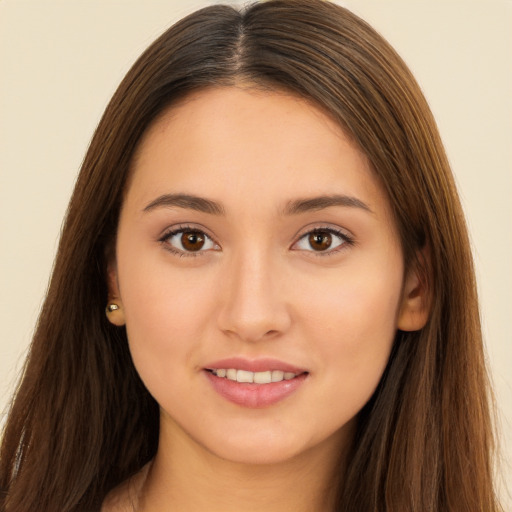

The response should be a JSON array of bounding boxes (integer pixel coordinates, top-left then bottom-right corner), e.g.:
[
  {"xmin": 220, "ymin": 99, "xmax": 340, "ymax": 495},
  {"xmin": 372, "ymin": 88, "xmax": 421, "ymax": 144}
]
[
  {"xmin": 207, "ymin": 368, "xmax": 300, "ymax": 384},
  {"xmin": 204, "ymin": 367, "xmax": 309, "ymax": 408}
]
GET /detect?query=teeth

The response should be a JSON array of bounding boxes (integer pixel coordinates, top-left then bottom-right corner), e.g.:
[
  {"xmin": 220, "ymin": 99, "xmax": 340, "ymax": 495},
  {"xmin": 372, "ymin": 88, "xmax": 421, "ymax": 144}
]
[
  {"xmin": 211, "ymin": 368, "xmax": 300, "ymax": 384},
  {"xmin": 271, "ymin": 370, "xmax": 284, "ymax": 382},
  {"xmin": 237, "ymin": 370, "xmax": 254, "ymax": 383},
  {"xmin": 254, "ymin": 371, "xmax": 272, "ymax": 384}
]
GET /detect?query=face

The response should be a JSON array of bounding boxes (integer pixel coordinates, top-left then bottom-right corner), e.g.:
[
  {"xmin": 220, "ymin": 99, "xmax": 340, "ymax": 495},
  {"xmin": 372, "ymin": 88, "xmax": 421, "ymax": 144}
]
[{"xmin": 109, "ymin": 86, "xmax": 420, "ymax": 466}]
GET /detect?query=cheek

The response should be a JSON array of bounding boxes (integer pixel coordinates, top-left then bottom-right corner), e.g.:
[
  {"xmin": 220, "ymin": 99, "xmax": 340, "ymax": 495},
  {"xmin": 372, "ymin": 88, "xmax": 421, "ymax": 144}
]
[
  {"xmin": 116, "ymin": 250, "xmax": 218, "ymax": 395},
  {"xmin": 300, "ymin": 257, "xmax": 403, "ymax": 414}
]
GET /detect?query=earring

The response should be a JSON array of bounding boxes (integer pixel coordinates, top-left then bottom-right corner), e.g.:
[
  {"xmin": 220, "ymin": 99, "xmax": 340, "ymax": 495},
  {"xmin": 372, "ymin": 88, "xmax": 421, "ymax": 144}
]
[
  {"xmin": 105, "ymin": 301, "xmax": 125, "ymax": 326},
  {"xmin": 106, "ymin": 303, "xmax": 120, "ymax": 313}
]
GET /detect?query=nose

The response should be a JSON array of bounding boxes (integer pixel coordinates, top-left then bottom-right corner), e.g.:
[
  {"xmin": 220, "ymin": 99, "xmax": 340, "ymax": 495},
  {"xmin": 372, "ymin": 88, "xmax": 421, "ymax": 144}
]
[{"xmin": 216, "ymin": 248, "xmax": 292, "ymax": 343}]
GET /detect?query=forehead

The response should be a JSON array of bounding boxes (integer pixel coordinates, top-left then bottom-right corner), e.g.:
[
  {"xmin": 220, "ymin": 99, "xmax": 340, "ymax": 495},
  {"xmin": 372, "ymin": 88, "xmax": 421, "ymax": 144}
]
[{"xmin": 126, "ymin": 86, "xmax": 387, "ymax": 217}]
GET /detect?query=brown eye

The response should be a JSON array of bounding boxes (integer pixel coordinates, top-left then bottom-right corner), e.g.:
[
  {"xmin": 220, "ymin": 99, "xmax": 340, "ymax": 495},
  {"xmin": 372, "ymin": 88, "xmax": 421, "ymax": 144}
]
[
  {"xmin": 293, "ymin": 228, "xmax": 349, "ymax": 254},
  {"xmin": 181, "ymin": 231, "xmax": 205, "ymax": 251},
  {"xmin": 308, "ymin": 231, "xmax": 332, "ymax": 251},
  {"xmin": 163, "ymin": 228, "xmax": 217, "ymax": 255}
]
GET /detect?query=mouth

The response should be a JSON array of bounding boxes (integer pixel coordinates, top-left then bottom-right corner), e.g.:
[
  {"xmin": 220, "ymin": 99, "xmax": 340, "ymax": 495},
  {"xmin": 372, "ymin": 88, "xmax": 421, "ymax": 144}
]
[
  {"xmin": 203, "ymin": 360, "xmax": 309, "ymax": 408},
  {"xmin": 205, "ymin": 368, "xmax": 307, "ymax": 384}
]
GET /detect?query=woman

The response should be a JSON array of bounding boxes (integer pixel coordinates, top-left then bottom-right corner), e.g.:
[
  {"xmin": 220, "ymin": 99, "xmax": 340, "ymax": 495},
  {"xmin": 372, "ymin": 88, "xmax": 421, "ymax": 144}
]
[{"xmin": 0, "ymin": 1, "xmax": 502, "ymax": 510}]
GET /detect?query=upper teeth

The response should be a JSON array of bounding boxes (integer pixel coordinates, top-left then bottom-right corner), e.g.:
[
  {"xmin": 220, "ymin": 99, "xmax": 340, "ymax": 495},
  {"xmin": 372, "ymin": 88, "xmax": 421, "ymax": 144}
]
[{"xmin": 211, "ymin": 369, "xmax": 298, "ymax": 384}]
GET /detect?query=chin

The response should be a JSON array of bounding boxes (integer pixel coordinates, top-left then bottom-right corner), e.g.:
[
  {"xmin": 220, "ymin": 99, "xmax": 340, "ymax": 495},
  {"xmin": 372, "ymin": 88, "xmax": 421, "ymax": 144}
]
[
  {"xmin": 194, "ymin": 418, "xmax": 346, "ymax": 467},
  {"xmin": 206, "ymin": 436, "xmax": 309, "ymax": 466}
]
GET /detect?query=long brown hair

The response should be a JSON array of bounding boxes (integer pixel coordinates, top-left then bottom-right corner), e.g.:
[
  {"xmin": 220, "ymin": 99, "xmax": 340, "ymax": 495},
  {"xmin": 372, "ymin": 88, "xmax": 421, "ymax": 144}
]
[{"xmin": 0, "ymin": 1, "xmax": 501, "ymax": 510}]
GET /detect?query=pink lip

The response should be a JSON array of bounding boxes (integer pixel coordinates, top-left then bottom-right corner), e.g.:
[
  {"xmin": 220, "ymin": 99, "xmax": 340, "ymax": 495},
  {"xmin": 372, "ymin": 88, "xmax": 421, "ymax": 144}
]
[
  {"xmin": 204, "ymin": 371, "xmax": 308, "ymax": 408},
  {"xmin": 205, "ymin": 357, "xmax": 307, "ymax": 374},
  {"xmin": 203, "ymin": 357, "xmax": 309, "ymax": 408}
]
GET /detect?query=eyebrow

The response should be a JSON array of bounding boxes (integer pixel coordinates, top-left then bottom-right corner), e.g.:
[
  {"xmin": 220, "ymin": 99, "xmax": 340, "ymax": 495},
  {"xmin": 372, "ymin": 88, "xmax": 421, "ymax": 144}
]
[
  {"xmin": 143, "ymin": 193, "xmax": 226, "ymax": 215},
  {"xmin": 283, "ymin": 194, "xmax": 373, "ymax": 215},
  {"xmin": 142, "ymin": 193, "xmax": 372, "ymax": 216}
]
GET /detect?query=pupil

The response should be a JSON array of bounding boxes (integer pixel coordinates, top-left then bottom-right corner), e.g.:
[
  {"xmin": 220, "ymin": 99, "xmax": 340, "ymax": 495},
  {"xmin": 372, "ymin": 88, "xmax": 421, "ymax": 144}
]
[
  {"xmin": 309, "ymin": 232, "xmax": 332, "ymax": 251},
  {"xmin": 181, "ymin": 231, "xmax": 205, "ymax": 251}
]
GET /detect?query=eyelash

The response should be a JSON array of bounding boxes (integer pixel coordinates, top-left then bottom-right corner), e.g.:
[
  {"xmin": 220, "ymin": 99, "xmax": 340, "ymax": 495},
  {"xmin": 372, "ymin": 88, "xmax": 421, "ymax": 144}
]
[
  {"xmin": 296, "ymin": 227, "xmax": 355, "ymax": 256},
  {"xmin": 159, "ymin": 224, "xmax": 216, "ymax": 258},
  {"xmin": 158, "ymin": 224, "xmax": 354, "ymax": 258}
]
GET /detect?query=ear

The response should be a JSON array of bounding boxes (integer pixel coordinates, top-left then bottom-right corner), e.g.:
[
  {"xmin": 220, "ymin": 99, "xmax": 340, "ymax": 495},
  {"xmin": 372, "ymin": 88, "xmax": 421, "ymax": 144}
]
[
  {"xmin": 105, "ymin": 260, "xmax": 126, "ymax": 327},
  {"xmin": 397, "ymin": 249, "xmax": 431, "ymax": 332}
]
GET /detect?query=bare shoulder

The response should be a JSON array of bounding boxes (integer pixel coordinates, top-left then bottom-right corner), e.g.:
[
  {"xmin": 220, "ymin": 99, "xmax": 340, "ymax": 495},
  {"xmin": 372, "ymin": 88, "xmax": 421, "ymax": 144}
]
[{"xmin": 101, "ymin": 463, "xmax": 152, "ymax": 512}]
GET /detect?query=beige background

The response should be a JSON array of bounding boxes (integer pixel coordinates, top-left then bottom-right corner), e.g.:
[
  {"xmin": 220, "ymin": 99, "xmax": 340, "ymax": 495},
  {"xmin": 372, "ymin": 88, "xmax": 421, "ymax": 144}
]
[{"xmin": 1, "ymin": 0, "xmax": 511, "ymax": 505}]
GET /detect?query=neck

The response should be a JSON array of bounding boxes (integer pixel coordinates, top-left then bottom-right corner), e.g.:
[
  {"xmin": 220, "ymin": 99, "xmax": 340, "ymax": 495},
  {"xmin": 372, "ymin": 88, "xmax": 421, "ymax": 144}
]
[{"xmin": 138, "ymin": 416, "xmax": 353, "ymax": 512}]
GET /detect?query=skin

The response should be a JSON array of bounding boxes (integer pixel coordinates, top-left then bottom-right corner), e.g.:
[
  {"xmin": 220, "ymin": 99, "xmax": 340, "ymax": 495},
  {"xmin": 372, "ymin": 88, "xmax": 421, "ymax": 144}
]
[{"xmin": 104, "ymin": 86, "xmax": 428, "ymax": 511}]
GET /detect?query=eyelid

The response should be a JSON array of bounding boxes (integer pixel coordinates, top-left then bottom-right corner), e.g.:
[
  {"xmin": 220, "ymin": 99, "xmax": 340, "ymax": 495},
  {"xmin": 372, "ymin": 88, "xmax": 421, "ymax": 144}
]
[
  {"xmin": 291, "ymin": 225, "xmax": 355, "ymax": 255},
  {"xmin": 158, "ymin": 224, "xmax": 220, "ymax": 256},
  {"xmin": 158, "ymin": 223, "xmax": 216, "ymax": 241}
]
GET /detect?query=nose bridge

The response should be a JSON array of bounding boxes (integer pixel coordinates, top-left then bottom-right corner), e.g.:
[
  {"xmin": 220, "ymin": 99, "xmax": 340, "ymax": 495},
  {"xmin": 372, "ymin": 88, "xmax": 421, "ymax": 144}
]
[{"xmin": 217, "ymin": 242, "xmax": 290, "ymax": 341}]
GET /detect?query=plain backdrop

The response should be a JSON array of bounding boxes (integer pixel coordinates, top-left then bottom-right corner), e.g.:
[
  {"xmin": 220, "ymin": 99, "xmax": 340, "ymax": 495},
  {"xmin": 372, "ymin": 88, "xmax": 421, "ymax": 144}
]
[{"xmin": 1, "ymin": 0, "xmax": 511, "ymax": 506}]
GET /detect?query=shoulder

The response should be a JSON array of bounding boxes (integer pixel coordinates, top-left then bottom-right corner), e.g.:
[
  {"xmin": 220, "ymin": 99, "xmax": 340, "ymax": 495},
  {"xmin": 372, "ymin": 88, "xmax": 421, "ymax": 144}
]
[{"xmin": 101, "ymin": 463, "xmax": 151, "ymax": 512}]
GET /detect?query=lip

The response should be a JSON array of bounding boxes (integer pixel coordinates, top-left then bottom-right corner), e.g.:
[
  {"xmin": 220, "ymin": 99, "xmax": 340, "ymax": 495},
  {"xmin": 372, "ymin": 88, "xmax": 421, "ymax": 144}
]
[
  {"xmin": 204, "ymin": 357, "xmax": 307, "ymax": 374},
  {"xmin": 203, "ymin": 357, "xmax": 309, "ymax": 408}
]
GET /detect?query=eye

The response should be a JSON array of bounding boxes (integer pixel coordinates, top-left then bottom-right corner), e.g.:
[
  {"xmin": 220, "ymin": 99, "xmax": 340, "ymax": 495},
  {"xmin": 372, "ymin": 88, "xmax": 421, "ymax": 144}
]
[
  {"xmin": 161, "ymin": 227, "xmax": 218, "ymax": 255},
  {"xmin": 293, "ymin": 228, "xmax": 352, "ymax": 254}
]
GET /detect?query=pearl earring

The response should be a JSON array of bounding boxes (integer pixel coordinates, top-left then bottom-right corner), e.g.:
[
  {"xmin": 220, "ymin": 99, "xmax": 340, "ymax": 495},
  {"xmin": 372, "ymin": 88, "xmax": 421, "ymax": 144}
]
[{"xmin": 106, "ymin": 303, "xmax": 120, "ymax": 313}]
